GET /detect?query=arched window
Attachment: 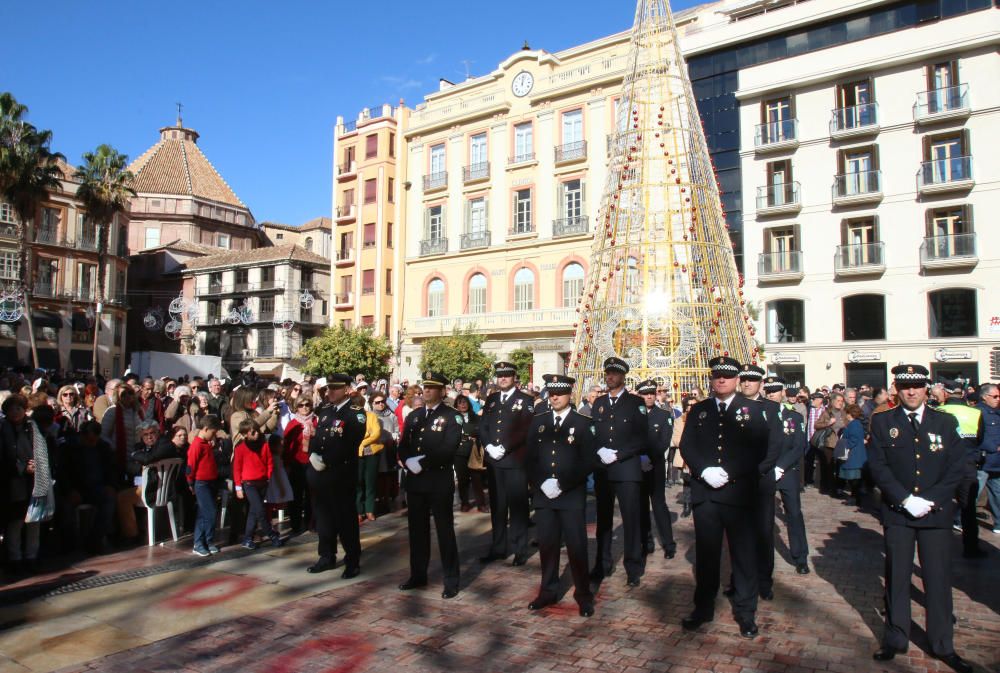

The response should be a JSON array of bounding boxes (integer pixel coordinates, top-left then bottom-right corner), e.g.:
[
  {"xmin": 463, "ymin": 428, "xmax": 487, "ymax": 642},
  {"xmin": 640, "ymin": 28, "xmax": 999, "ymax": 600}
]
[
  {"xmin": 928, "ymin": 288, "xmax": 976, "ymax": 338},
  {"xmin": 561, "ymin": 263, "xmax": 585, "ymax": 308},
  {"xmin": 513, "ymin": 268, "xmax": 534, "ymax": 311},
  {"xmin": 427, "ymin": 278, "xmax": 445, "ymax": 317},
  {"xmin": 304, "ymin": 236, "xmax": 313, "ymax": 252},
  {"xmin": 765, "ymin": 299, "xmax": 805, "ymax": 343},
  {"xmin": 842, "ymin": 294, "xmax": 885, "ymax": 341},
  {"xmin": 468, "ymin": 273, "xmax": 487, "ymax": 314}
]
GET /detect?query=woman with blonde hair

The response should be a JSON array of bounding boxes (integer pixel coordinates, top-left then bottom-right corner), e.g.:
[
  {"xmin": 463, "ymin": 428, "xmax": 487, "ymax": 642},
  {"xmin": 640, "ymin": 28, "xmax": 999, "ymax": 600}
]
[
  {"xmin": 282, "ymin": 394, "xmax": 318, "ymax": 533},
  {"xmin": 56, "ymin": 385, "xmax": 92, "ymax": 434}
]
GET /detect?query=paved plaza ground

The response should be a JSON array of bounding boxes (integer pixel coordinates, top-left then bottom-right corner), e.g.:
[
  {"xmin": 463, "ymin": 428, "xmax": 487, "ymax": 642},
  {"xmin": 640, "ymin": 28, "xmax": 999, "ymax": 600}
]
[{"xmin": 0, "ymin": 488, "xmax": 997, "ymax": 673}]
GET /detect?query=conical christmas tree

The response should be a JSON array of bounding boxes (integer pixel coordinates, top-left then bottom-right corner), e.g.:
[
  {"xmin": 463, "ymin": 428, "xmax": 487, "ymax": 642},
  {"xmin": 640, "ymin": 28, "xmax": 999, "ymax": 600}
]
[{"xmin": 569, "ymin": 0, "xmax": 758, "ymax": 395}]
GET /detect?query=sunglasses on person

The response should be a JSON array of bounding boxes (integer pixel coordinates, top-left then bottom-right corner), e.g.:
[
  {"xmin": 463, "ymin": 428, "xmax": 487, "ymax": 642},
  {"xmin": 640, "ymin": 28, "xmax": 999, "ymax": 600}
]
[
  {"xmin": 297, "ymin": 402, "xmax": 312, "ymax": 408},
  {"xmin": 372, "ymin": 399, "xmax": 386, "ymax": 405},
  {"xmin": 61, "ymin": 392, "xmax": 75, "ymax": 398}
]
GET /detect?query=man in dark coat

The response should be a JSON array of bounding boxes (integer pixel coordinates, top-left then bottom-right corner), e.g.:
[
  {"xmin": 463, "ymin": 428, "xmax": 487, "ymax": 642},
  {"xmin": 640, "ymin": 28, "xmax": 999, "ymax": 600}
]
[
  {"xmin": 590, "ymin": 356, "xmax": 648, "ymax": 586},
  {"xmin": 636, "ymin": 379, "xmax": 676, "ymax": 559},
  {"xmin": 479, "ymin": 361, "xmax": 536, "ymax": 565},
  {"xmin": 869, "ymin": 365, "xmax": 972, "ymax": 673},
  {"xmin": 306, "ymin": 373, "xmax": 367, "ymax": 577},
  {"xmin": 680, "ymin": 356, "xmax": 778, "ymax": 639},
  {"xmin": 398, "ymin": 371, "xmax": 463, "ymax": 598},
  {"xmin": 524, "ymin": 374, "xmax": 596, "ymax": 617}
]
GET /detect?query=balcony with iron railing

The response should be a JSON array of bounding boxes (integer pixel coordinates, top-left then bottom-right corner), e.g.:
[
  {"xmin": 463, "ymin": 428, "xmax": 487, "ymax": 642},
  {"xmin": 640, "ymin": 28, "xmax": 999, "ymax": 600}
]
[
  {"xmin": 72, "ymin": 288, "xmax": 98, "ymax": 302},
  {"xmin": 553, "ymin": 215, "xmax": 590, "ymax": 238},
  {"xmin": 334, "ymin": 292, "xmax": 354, "ymax": 307},
  {"xmin": 336, "ymin": 161, "xmax": 357, "ymax": 179},
  {"xmin": 423, "ymin": 172, "xmax": 447, "ymax": 192},
  {"xmin": 335, "ymin": 248, "xmax": 354, "ymax": 266},
  {"xmin": 834, "ymin": 242, "xmax": 885, "ymax": 277},
  {"xmin": 34, "ymin": 228, "xmax": 58, "ymax": 245},
  {"xmin": 754, "ymin": 119, "xmax": 798, "ymax": 152},
  {"xmin": 335, "ymin": 204, "xmax": 356, "ymax": 222},
  {"xmin": 830, "ymin": 103, "xmax": 879, "ymax": 138},
  {"xmin": 508, "ymin": 152, "xmax": 536, "ymax": 166},
  {"xmin": 75, "ymin": 234, "xmax": 99, "ymax": 252},
  {"xmin": 410, "ymin": 307, "xmax": 578, "ymax": 336},
  {"xmin": 755, "ymin": 182, "xmax": 801, "ymax": 216},
  {"xmin": 460, "ymin": 230, "xmax": 491, "ymax": 250},
  {"xmin": 919, "ymin": 233, "xmax": 978, "ymax": 270},
  {"xmin": 508, "ymin": 222, "xmax": 536, "ymax": 238},
  {"xmin": 419, "ymin": 237, "xmax": 448, "ymax": 256},
  {"xmin": 555, "ymin": 140, "xmax": 587, "ymax": 164},
  {"xmin": 757, "ymin": 250, "xmax": 804, "ymax": 282},
  {"xmin": 917, "ymin": 156, "xmax": 974, "ymax": 194},
  {"xmin": 0, "ymin": 223, "xmax": 18, "ymax": 241},
  {"xmin": 913, "ymin": 84, "xmax": 970, "ymax": 124},
  {"xmin": 463, "ymin": 162, "xmax": 490, "ymax": 183},
  {"xmin": 33, "ymin": 282, "xmax": 56, "ymax": 298},
  {"xmin": 832, "ymin": 170, "xmax": 883, "ymax": 206}
]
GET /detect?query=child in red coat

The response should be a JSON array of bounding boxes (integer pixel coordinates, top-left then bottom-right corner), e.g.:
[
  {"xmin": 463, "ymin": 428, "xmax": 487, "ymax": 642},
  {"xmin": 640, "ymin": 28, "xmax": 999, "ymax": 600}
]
[
  {"xmin": 187, "ymin": 415, "xmax": 222, "ymax": 556},
  {"xmin": 234, "ymin": 418, "xmax": 283, "ymax": 549}
]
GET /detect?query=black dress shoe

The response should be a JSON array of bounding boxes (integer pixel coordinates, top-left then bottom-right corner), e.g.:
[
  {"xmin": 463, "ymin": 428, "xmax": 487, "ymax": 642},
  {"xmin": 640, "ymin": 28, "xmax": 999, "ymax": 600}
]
[
  {"xmin": 738, "ymin": 620, "xmax": 759, "ymax": 639},
  {"xmin": 759, "ymin": 589, "xmax": 774, "ymax": 601},
  {"xmin": 722, "ymin": 585, "xmax": 735, "ymax": 597},
  {"xmin": 442, "ymin": 587, "xmax": 459, "ymax": 599},
  {"xmin": 578, "ymin": 603, "xmax": 594, "ymax": 617},
  {"xmin": 873, "ymin": 647, "xmax": 903, "ymax": 661},
  {"xmin": 681, "ymin": 615, "xmax": 712, "ymax": 631},
  {"xmin": 307, "ymin": 558, "xmax": 336, "ymax": 574},
  {"xmin": 528, "ymin": 597, "xmax": 555, "ymax": 610},
  {"xmin": 626, "ymin": 576, "xmax": 641, "ymax": 588},
  {"xmin": 796, "ymin": 563, "xmax": 810, "ymax": 575},
  {"xmin": 644, "ymin": 540, "xmax": 655, "ymax": 554},
  {"xmin": 937, "ymin": 653, "xmax": 972, "ymax": 673},
  {"xmin": 341, "ymin": 566, "xmax": 360, "ymax": 579},
  {"xmin": 664, "ymin": 548, "xmax": 676, "ymax": 560},
  {"xmin": 479, "ymin": 553, "xmax": 505, "ymax": 564},
  {"xmin": 512, "ymin": 555, "xmax": 529, "ymax": 566},
  {"xmin": 398, "ymin": 579, "xmax": 428, "ymax": 591}
]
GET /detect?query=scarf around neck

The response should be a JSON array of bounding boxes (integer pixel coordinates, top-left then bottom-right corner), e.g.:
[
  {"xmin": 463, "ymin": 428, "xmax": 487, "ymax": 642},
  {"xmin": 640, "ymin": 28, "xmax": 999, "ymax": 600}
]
[
  {"xmin": 30, "ymin": 420, "xmax": 52, "ymax": 498},
  {"xmin": 293, "ymin": 412, "xmax": 316, "ymax": 440}
]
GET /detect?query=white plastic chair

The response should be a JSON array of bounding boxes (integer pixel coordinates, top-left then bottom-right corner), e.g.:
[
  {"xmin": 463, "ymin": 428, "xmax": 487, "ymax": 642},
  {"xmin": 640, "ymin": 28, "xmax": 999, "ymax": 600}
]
[{"xmin": 141, "ymin": 458, "xmax": 183, "ymax": 546}]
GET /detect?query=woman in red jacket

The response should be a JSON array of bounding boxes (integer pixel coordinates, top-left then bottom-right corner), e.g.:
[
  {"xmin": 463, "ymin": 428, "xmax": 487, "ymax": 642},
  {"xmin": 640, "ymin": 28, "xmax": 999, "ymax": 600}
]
[
  {"xmin": 234, "ymin": 419, "xmax": 283, "ymax": 549},
  {"xmin": 282, "ymin": 395, "xmax": 317, "ymax": 533}
]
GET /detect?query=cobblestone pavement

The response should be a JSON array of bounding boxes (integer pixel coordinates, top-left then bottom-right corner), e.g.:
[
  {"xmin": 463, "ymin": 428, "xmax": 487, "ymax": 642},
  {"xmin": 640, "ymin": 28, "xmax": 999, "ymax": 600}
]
[{"xmin": 2, "ymin": 487, "xmax": 998, "ymax": 673}]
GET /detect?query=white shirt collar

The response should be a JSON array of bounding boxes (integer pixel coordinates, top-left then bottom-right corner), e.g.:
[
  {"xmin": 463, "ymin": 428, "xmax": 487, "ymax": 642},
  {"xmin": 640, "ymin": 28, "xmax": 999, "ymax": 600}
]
[
  {"xmin": 716, "ymin": 393, "xmax": 737, "ymax": 411},
  {"xmin": 552, "ymin": 408, "xmax": 570, "ymax": 424},
  {"xmin": 904, "ymin": 404, "xmax": 926, "ymax": 424},
  {"xmin": 426, "ymin": 403, "xmax": 439, "ymax": 414}
]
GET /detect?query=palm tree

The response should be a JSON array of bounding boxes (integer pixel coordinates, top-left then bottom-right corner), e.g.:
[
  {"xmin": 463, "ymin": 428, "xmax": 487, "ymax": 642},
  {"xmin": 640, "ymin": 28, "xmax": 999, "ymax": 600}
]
[
  {"xmin": 75, "ymin": 144, "xmax": 135, "ymax": 377},
  {"xmin": 0, "ymin": 92, "xmax": 65, "ymax": 370}
]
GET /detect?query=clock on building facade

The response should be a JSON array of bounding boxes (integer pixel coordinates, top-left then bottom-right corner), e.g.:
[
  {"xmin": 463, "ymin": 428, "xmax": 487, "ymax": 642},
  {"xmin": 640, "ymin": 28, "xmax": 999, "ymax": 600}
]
[{"xmin": 511, "ymin": 71, "xmax": 534, "ymax": 97}]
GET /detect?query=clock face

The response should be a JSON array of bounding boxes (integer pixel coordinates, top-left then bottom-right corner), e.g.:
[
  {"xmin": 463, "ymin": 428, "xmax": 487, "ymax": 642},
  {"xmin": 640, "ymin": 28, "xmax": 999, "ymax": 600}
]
[{"xmin": 511, "ymin": 71, "xmax": 534, "ymax": 97}]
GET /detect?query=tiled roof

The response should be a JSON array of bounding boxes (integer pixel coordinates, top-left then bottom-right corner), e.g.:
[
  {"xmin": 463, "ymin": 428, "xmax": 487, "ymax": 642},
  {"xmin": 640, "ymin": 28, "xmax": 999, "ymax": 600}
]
[
  {"xmin": 300, "ymin": 216, "xmax": 332, "ymax": 231},
  {"xmin": 137, "ymin": 238, "xmax": 219, "ymax": 256},
  {"xmin": 183, "ymin": 244, "xmax": 328, "ymax": 272},
  {"xmin": 128, "ymin": 126, "xmax": 247, "ymax": 208}
]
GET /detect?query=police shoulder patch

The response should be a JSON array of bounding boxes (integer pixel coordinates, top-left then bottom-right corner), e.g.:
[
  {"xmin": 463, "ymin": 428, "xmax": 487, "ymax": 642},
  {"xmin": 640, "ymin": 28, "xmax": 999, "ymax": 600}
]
[
  {"xmin": 590, "ymin": 426, "xmax": 596, "ymax": 435},
  {"xmin": 639, "ymin": 406, "xmax": 647, "ymax": 415},
  {"xmin": 356, "ymin": 413, "xmax": 366, "ymax": 423},
  {"xmin": 455, "ymin": 414, "xmax": 463, "ymax": 425}
]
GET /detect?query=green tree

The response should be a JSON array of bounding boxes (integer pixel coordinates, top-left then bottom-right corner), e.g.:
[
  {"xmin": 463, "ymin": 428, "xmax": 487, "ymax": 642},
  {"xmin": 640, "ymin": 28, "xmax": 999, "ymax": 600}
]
[
  {"xmin": 420, "ymin": 326, "xmax": 493, "ymax": 383},
  {"xmin": 508, "ymin": 347, "xmax": 534, "ymax": 383},
  {"xmin": 0, "ymin": 92, "xmax": 65, "ymax": 369},
  {"xmin": 299, "ymin": 324, "xmax": 392, "ymax": 381},
  {"xmin": 75, "ymin": 144, "xmax": 136, "ymax": 376}
]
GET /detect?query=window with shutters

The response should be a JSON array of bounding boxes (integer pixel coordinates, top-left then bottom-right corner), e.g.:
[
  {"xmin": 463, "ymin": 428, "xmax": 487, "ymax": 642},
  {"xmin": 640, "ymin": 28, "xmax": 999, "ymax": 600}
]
[
  {"xmin": 835, "ymin": 144, "xmax": 880, "ymax": 196},
  {"xmin": 513, "ymin": 123, "xmax": 533, "ymax": 162},
  {"xmin": 762, "ymin": 226, "xmax": 800, "ymax": 274},
  {"xmin": 363, "ymin": 223, "xmax": 376, "ymax": 247},
  {"xmin": 468, "ymin": 273, "xmax": 487, "ymax": 314},
  {"xmin": 362, "ymin": 270, "xmax": 375, "ymax": 295},
  {"xmin": 257, "ymin": 329, "xmax": 274, "ymax": 357},
  {"xmin": 512, "ymin": 189, "xmax": 532, "ymax": 234},
  {"xmin": 765, "ymin": 160, "xmax": 794, "ymax": 206},
  {"xmin": 385, "ymin": 269, "xmax": 392, "ymax": 295},
  {"xmin": 561, "ymin": 263, "xmax": 585, "ymax": 308},
  {"xmin": 427, "ymin": 278, "xmax": 445, "ymax": 317},
  {"xmin": 364, "ymin": 178, "xmax": 377, "ymax": 203},
  {"xmin": 362, "ymin": 315, "xmax": 374, "ymax": 326},
  {"xmin": 365, "ymin": 134, "xmax": 378, "ymax": 159},
  {"xmin": 513, "ymin": 267, "xmax": 534, "ymax": 311},
  {"xmin": 426, "ymin": 205, "xmax": 444, "ymax": 240},
  {"xmin": 259, "ymin": 296, "xmax": 274, "ymax": 320}
]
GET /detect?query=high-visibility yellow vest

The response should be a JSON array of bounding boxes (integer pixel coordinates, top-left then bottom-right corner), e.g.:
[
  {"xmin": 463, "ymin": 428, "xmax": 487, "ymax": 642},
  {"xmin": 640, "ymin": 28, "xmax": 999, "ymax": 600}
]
[{"xmin": 939, "ymin": 402, "xmax": 981, "ymax": 439}]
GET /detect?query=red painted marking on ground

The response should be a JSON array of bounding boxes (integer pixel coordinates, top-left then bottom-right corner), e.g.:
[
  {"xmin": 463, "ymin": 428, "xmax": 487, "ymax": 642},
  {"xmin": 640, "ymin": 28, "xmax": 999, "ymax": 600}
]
[
  {"xmin": 268, "ymin": 635, "xmax": 374, "ymax": 673},
  {"xmin": 162, "ymin": 575, "xmax": 260, "ymax": 610}
]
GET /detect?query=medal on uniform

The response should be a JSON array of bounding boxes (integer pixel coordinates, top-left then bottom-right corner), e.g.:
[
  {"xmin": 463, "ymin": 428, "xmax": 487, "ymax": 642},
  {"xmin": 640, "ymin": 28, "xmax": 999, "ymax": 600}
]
[
  {"xmin": 568, "ymin": 427, "xmax": 575, "ymax": 444},
  {"xmin": 928, "ymin": 433, "xmax": 943, "ymax": 452},
  {"xmin": 698, "ymin": 411, "xmax": 707, "ymax": 420},
  {"xmin": 598, "ymin": 406, "xmax": 605, "ymax": 414},
  {"xmin": 889, "ymin": 427, "xmax": 899, "ymax": 439}
]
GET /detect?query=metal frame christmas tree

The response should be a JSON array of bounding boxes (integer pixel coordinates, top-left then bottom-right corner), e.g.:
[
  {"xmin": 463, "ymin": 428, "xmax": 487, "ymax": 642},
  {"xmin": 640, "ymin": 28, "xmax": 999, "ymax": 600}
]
[{"xmin": 569, "ymin": 0, "xmax": 758, "ymax": 395}]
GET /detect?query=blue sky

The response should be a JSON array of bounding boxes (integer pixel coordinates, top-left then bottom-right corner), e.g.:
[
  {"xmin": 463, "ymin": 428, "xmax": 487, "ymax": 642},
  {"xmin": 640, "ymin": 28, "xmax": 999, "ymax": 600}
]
[{"xmin": 1, "ymin": 0, "xmax": 700, "ymax": 225}]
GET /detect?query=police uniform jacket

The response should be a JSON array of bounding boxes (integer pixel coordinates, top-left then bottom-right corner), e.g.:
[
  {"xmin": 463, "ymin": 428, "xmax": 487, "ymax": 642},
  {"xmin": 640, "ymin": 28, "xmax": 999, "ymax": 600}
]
[
  {"xmin": 679, "ymin": 394, "xmax": 776, "ymax": 505},
  {"xmin": 755, "ymin": 396, "xmax": 785, "ymax": 494},
  {"xmin": 479, "ymin": 389, "xmax": 536, "ymax": 469},
  {"xmin": 591, "ymin": 391, "xmax": 648, "ymax": 482},
  {"xmin": 868, "ymin": 405, "xmax": 965, "ymax": 528},
  {"xmin": 645, "ymin": 405, "xmax": 673, "ymax": 464},
  {"xmin": 398, "ymin": 403, "xmax": 463, "ymax": 494},
  {"xmin": 525, "ymin": 410, "xmax": 596, "ymax": 510},
  {"xmin": 455, "ymin": 412, "xmax": 479, "ymax": 459},
  {"xmin": 774, "ymin": 404, "xmax": 806, "ymax": 491},
  {"xmin": 309, "ymin": 401, "xmax": 367, "ymax": 484}
]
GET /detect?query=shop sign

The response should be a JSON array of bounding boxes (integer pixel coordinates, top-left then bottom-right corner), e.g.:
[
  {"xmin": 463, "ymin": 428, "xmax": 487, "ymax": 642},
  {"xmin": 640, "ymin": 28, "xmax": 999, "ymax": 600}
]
[
  {"xmin": 934, "ymin": 348, "xmax": 972, "ymax": 362},
  {"xmin": 847, "ymin": 350, "xmax": 881, "ymax": 363},
  {"xmin": 770, "ymin": 352, "xmax": 801, "ymax": 364}
]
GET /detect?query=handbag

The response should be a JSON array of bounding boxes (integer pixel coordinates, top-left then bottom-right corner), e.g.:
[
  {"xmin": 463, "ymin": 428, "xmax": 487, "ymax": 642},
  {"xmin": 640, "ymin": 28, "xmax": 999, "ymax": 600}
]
[
  {"xmin": 833, "ymin": 432, "xmax": 850, "ymax": 462},
  {"xmin": 810, "ymin": 426, "xmax": 833, "ymax": 450},
  {"xmin": 25, "ymin": 485, "xmax": 56, "ymax": 523},
  {"xmin": 467, "ymin": 439, "xmax": 486, "ymax": 471}
]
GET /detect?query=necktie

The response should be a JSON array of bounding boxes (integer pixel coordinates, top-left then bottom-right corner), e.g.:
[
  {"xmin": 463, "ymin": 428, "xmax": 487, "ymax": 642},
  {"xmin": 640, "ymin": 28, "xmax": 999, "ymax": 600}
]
[
  {"xmin": 908, "ymin": 412, "xmax": 919, "ymax": 434},
  {"xmin": 719, "ymin": 402, "xmax": 727, "ymax": 415},
  {"xmin": 502, "ymin": 394, "xmax": 509, "ymax": 405},
  {"xmin": 554, "ymin": 415, "xmax": 562, "ymax": 431}
]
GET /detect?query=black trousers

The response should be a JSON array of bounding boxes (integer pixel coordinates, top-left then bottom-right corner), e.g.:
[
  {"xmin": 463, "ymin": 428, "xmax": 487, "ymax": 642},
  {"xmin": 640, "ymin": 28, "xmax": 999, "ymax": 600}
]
[
  {"xmin": 640, "ymin": 461, "xmax": 676, "ymax": 554},
  {"xmin": 776, "ymin": 484, "xmax": 809, "ymax": 567},
  {"xmin": 455, "ymin": 455, "xmax": 486, "ymax": 507},
  {"xmin": 286, "ymin": 461, "xmax": 312, "ymax": 532},
  {"xmin": 407, "ymin": 489, "xmax": 460, "ymax": 591},
  {"xmin": 692, "ymin": 499, "xmax": 757, "ymax": 622},
  {"xmin": 882, "ymin": 525, "xmax": 954, "ymax": 656},
  {"xmin": 487, "ymin": 466, "xmax": 529, "ymax": 557},
  {"xmin": 956, "ymin": 462, "xmax": 980, "ymax": 553},
  {"xmin": 307, "ymin": 468, "xmax": 360, "ymax": 568},
  {"xmin": 535, "ymin": 506, "xmax": 593, "ymax": 606},
  {"xmin": 594, "ymin": 476, "xmax": 643, "ymax": 579}
]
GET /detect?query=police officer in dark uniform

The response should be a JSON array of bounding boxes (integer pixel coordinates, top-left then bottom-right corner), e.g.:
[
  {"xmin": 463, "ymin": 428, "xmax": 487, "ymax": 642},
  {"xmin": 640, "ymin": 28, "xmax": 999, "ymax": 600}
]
[
  {"xmin": 636, "ymin": 379, "xmax": 677, "ymax": 559},
  {"xmin": 937, "ymin": 378, "xmax": 986, "ymax": 559},
  {"xmin": 590, "ymin": 356, "xmax": 648, "ymax": 587},
  {"xmin": 761, "ymin": 376, "xmax": 810, "ymax": 581},
  {"xmin": 680, "ymin": 356, "xmax": 778, "ymax": 639},
  {"xmin": 306, "ymin": 373, "xmax": 367, "ymax": 577},
  {"xmin": 479, "ymin": 361, "xmax": 536, "ymax": 566},
  {"xmin": 869, "ymin": 365, "xmax": 971, "ymax": 673},
  {"xmin": 524, "ymin": 374, "xmax": 596, "ymax": 617},
  {"xmin": 398, "ymin": 371, "xmax": 463, "ymax": 598}
]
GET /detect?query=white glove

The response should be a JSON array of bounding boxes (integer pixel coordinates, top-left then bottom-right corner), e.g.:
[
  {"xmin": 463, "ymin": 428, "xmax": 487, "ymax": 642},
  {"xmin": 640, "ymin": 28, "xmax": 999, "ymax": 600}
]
[
  {"xmin": 404, "ymin": 455, "xmax": 426, "ymax": 474},
  {"xmin": 485, "ymin": 444, "xmax": 506, "ymax": 460},
  {"xmin": 540, "ymin": 478, "xmax": 562, "ymax": 499},
  {"xmin": 640, "ymin": 455, "xmax": 653, "ymax": 472},
  {"xmin": 700, "ymin": 467, "xmax": 729, "ymax": 489},
  {"xmin": 309, "ymin": 453, "xmax": 326, "ymax": 472},
  {"xmin": 773, "ymin": 467, "xmax": 784, "ymax": 481},
  {"xmin": 597, "ymin": 447, "xmax": 618, "ymax": 465},
  {"xmin": 902, "ymin": 495, "xmax": 934, "ymax": 518}
]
